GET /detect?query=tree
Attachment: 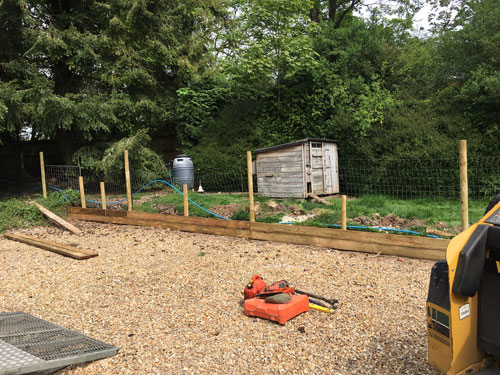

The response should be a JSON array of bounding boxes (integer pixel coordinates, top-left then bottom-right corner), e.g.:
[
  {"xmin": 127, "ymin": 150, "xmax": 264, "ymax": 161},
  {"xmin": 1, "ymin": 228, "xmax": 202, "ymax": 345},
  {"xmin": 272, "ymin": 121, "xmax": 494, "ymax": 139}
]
[
  {"xmin": 309, "ymin": 0, "xmax": 423, "ymax": 28},
  {"xmin": 427, "ymin": 0, "xmax": 478, "ymax": 31},
  {"xmin": 442, "ymin": 0, "xmax": 500, "ymax": 152},
  {"xmin": 0, "ymin": 0, "xmax": 223, "ymax": 165}
]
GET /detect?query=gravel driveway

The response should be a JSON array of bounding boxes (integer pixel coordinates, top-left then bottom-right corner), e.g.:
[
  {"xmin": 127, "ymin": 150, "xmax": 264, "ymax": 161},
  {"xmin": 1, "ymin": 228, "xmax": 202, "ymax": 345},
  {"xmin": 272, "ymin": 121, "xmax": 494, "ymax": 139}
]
[{"xmin": 0, "ymin": 221, "xmax": 441, "ymax": 375}]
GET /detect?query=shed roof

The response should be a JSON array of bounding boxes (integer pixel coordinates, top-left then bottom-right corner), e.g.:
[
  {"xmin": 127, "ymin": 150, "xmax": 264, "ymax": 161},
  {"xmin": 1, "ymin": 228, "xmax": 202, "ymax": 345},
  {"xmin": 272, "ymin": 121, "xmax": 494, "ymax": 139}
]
[{"xmin": 253, "ymin": 138, "xmax": 337, "ymax": 155}]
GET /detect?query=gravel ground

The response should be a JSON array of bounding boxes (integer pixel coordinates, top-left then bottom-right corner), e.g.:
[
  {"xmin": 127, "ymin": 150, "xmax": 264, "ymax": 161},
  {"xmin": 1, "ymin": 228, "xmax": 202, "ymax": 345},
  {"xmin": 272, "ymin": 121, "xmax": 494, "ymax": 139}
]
[{"xmin": 1, "ymin": 221, "xmax": 441, "ymax": 375}]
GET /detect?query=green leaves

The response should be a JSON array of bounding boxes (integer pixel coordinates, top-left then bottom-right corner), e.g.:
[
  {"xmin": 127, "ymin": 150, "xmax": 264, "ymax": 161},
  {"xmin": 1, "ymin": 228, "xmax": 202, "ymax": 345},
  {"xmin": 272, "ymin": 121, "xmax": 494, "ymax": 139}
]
[{"xmin": 0, "ymin": 0, "xmax": 222, "ymax": 161}]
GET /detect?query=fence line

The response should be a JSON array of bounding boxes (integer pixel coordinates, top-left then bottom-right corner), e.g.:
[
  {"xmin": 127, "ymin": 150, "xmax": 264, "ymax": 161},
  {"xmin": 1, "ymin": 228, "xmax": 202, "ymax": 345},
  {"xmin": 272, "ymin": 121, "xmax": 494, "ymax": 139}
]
[
  {"xmin": 339, "ymin": 156, "xmax": 500, "ymax": 200},
  {"xmin": 20, "ymin": 154, "xmax": 500, "ymax": 202},
  {"xmin": 125, "ymin": 155, "xmax": 499, "ymax": 199},
  {"xmin": 45, "ymin": 165, "xmax": 81, "ymax": 191}
]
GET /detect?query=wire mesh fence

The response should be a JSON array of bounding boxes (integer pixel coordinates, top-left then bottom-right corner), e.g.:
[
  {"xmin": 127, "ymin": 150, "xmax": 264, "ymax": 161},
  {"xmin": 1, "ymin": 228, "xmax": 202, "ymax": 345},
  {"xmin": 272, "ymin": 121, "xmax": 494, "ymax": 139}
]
[
  {"xmin": 120, "ymin": 155, "xmax": 500, "ymax": 200},
  {"xmin": 33, "ymin": 155, "xmax": 500, "ymax": 206},
  {"xmin": 339, "ymin": 156, "xmax": 500, "ymax": 200},
  {"xmin": 468, "ymin": 156, "xmax": 500, "ymax": 199},
  {"xmin": 126, "ymin": 158, "xmax": 255, "ymax": 194},
  {"xmin": 195, "ymin": 170, "xmax": 256, "ymax": 193},
  {"xmin": 79, "ymin": 169, "xmax": 127, "ymax": 196},
  {"xmin": 45, "ymin": 165, "xmax": 81, "ymax": 191},
  {"xmin": 77, "ymin": 169, "xmax": 127, "ymax": 208}
]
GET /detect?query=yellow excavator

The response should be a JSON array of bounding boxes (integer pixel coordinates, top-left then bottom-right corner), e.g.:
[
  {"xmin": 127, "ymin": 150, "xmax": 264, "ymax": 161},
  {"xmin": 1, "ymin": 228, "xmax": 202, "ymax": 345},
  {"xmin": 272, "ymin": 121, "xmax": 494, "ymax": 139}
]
[{"xmin": 427, "ymin": 194, "xmax": 500, "ymax": 374}]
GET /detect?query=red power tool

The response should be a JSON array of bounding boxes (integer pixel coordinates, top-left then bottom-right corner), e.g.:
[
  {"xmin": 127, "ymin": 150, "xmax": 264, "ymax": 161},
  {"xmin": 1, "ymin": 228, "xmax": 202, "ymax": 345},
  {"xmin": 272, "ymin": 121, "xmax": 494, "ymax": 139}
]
[
  {"xmin": 257, "ymin": 280, "xmax": 295, "ymax": 298},
  {"xmin": 244, "ymin": 275, "xmax": 267, "ymax": 299}
]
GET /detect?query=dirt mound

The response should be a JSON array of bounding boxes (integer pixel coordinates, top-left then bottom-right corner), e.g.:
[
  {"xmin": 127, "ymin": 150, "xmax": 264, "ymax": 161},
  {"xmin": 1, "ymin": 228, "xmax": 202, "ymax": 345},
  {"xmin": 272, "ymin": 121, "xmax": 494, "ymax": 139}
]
[
  {"xmin": 281, "ymin": 213, "xmax": 315, "ymax": 223},
  {"xmin": 153, "ymin": 203, "xmax": 176, "ymax": 215},
  {"xmin": 266, "ymin": 200, "xmax": 289, "ymax": 213},
  {"xmin": 209, "ymin": 203, "xmax": 241, "ymax": 218},
  {"xmin": 352, "ymin": 214, "xmax": 425, "ymax": 229}
]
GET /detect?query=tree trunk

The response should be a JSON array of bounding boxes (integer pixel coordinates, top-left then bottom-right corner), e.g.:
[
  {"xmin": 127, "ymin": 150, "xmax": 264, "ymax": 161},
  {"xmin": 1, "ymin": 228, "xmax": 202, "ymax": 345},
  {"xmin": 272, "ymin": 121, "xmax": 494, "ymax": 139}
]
[
  {"xmin": 5, "ymin": 134, "xmax": 25, "ymax": 188},
  {"xmin": 329, "ymin": 0, "xmax": 338, "ymax": 21},
  {"xmin": 310, "ymin": 8, "xmax": 319, "ymax": 22},
  {"xmin": 55, "ymin": 129, "xmax": 74, "ymax": 165}
]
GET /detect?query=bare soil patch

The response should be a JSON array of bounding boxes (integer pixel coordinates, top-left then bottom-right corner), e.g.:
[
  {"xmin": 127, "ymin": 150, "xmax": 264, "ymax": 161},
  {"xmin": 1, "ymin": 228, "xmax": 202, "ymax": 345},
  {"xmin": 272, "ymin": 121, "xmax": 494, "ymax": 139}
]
[
  {"xmin": 209, "ymin": 203, "xmax": 241, "ymax": 218},
  {"xmin": 351, "ymin": 213, "xmax": 426, "ymax": 229},
  {"xmin": 152, "ymin": 203, "xmax": 176, "ymax": 215},
  {"xmin": 0, "ymin": 221, "xmax": 439, "ymax": 375}
]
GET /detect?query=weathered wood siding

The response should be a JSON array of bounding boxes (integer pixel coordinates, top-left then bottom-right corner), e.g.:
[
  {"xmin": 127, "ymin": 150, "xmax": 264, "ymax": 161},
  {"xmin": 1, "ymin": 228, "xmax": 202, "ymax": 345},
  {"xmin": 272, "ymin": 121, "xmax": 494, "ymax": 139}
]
[
  {"xmin": 305, "ymin": 141, "xmax": 339, "ymax": 195},
  {"xmin": 326, "ymin": 142, "xmax": 340, "ymax": 193},
  {"xmin": 256, "ymin": 145, "xmax": 305, "ymax": 198}
]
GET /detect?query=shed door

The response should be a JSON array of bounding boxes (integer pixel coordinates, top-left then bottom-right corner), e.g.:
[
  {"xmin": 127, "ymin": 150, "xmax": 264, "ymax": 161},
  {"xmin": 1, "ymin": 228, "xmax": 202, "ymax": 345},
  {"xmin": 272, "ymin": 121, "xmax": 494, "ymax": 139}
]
[
  {"xmin": 323, "ymin": 143, "xmax": 338, "ymax": 194},
  {"xmin": 310, "ymin": 142, "xmax": 338, "ymax": 195},
  {"xmin": 310, "ymin": 142, "xmax": 324, "ymax": 194},
  {"xmin": 323, "ymin": 146, "xmax": 333, "ymax": 194}
]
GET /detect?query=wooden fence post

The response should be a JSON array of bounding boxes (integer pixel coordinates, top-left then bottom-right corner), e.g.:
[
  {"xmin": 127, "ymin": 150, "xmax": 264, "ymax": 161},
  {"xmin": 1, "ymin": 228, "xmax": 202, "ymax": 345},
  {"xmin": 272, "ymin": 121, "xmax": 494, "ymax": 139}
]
[
  {"xmin": 100, "ymin": 182, "xmax": 106, "ymax": 210},
  {"xmin": 183, "ymin": 184, "xmax": 189, "ymax": 216},
  {"xmin": 247, "ymin": 151, "xmax": 255, "ymax": 222},
  {"xmin": 40, "ymin": 151, "xmax": 47, "ymax": 198},
  {"xmin": 459, "ymin": 140, "xmax": 469, "ymax": 230},
  {"xmin": 79, "ymin": 176, "xmax": 86, "ymax": 208},
  {"xmin": 124, "ymin": 150, "xmax": 132, "ymax": 211},
  {"xmin": 341, "ymin": 195, "xmax": 347, "ymax": 230}
]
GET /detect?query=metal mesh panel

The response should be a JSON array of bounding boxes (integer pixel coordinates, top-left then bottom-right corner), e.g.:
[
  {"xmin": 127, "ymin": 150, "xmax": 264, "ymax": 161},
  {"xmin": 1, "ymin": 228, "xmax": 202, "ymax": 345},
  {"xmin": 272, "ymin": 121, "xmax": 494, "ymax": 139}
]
[
  {"xmin": 195, "ymin": 170, "xmax": 256, "ymax": 193},
  {"xmin": 80, "ymin": 168, "xmax": 127, "ymax": 196},
  {"xmin": 0, "ymin": 312, "xmax": 54, "ymax": 336},
  {"xmin": 339, "ymin": 158, "xmax": 461, "ymax": 199},
  {"xmin": 45, "ymin": 165, "xmax": 81, "ymax": 190},
  {"xmin": 0, "ymin": 312, "xmax": 118, "ymax": 374},
  {"xmin": 0, "ymin": 340, "xmax": 45, "ymax": 372},
  {"xmin": 339, "ymin": 156, "xmax": 500, "ymax": 200},
  {"xmin": 2, "ymin": 329, "xmax": 114, "ymax": 361},
  {"xmin": 24, "ymin": 154, "xmax": 500, "ymax": 199}
]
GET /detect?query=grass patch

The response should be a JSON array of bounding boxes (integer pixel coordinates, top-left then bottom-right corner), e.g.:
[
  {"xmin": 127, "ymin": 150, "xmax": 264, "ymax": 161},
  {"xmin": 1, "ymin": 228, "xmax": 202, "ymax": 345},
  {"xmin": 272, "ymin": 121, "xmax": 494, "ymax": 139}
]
[
  {"xmin": 0, "ymin": 189, "xmax": 494, "ymax": 238},
  {"xmin": 305, "ymin": 195, "xmax": 489, "ymax": 230},
  {"xmin": 134, "ymin": 191, "xmax": 249, "ymax": 218},
  {"xmin": 134, "ymin": 192, "xmax": 492, "ymax": 234},
  {"xmin": 0, "ymin": 189, "xmax": 80, "ymax": 233}
]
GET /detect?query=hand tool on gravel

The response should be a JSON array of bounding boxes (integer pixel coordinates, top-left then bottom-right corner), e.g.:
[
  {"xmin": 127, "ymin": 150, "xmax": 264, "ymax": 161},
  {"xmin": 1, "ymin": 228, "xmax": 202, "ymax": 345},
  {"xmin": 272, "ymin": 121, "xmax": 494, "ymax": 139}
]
[{"xmin": 295, "ymin": 289, "xmax": 338, "ymax": 308}]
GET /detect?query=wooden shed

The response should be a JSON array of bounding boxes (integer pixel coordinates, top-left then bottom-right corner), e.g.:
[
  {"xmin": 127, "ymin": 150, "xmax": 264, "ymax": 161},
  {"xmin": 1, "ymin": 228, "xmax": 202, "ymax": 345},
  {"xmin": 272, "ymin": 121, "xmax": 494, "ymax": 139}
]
[{"xmin": 254, "ymin": 138, "xmax": 339, "ymax": 198}]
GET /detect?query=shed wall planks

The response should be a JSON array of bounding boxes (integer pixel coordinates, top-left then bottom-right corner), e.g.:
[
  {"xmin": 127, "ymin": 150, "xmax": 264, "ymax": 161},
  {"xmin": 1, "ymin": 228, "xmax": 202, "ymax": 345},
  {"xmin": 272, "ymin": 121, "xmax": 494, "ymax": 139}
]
[{"xmin": 255, "ymin": 140, "xmax": 339, "ymax": 198}]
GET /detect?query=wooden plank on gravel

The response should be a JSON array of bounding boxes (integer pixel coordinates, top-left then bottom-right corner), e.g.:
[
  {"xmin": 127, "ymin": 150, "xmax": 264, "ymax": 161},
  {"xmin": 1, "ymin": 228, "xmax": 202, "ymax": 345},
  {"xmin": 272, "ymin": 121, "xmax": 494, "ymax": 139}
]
[
  {"xmin": 67, "ymin": 207, "xmax": 449, "ymax": 260},
  {"xmin": 31, "ymin": 201, "xmax": 82, "ymax": 234},
  {"xmin": 4, "ymin": 233, "xmax": 97, "ymax": 260}
]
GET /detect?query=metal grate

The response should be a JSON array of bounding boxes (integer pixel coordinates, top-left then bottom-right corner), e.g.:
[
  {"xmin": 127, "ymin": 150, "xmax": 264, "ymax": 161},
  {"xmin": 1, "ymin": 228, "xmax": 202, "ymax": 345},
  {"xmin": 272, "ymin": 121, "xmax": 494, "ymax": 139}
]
[{"xmin": 0, "ymin": 312, "xmax": 119, "ymax": 375}]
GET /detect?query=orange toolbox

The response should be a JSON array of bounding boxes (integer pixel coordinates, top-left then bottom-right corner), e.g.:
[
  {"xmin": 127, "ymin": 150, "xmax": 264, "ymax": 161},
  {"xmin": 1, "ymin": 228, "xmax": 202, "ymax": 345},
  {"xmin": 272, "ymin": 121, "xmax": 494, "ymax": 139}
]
[{"xmin": 244, "ymin": 294, "xmax": 309, "ymax": 324}]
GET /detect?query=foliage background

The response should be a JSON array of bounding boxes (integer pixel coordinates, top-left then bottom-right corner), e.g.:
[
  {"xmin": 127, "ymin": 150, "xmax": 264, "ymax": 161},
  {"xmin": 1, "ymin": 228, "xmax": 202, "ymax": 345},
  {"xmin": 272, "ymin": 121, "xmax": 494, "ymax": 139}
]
[{"xmin": 1, "ymin": 0, "xmax": 499, "ymax": 196}]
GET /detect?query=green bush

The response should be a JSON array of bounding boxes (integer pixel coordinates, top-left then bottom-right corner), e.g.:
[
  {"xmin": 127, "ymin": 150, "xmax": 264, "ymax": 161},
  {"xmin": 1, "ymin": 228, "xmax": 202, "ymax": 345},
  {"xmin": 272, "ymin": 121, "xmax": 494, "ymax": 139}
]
[
  {"xmin": 0, "ymin": 189, "xmax": 81, "ymax": 233},
  {"xmin": 0, "ymin": 198, "xmax": 43, "ymax": 233}
]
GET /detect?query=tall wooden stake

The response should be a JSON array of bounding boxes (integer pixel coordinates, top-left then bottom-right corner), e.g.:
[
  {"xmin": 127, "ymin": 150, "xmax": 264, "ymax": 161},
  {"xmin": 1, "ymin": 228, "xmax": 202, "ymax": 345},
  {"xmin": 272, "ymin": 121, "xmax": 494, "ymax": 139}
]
[
  {"xmin": 40, "ymin": 151, "xmax": 47, "ymax": 198},
  {"xmin": 124, "ymin": 150, "xmax": 132, "ymax": 211},
  {"xmin": 100, "ymin": 182, "xmax": 106, "ymax": 210},
  {"xmin": 341, "ymin": 195, "xmax": 347, "ymax": 230},
  {"xmin": 247, "ymin": 151, "xmax": 255, "ymax": 222},
  {"xmin": 79, "ymin": 176, "xmax": 86, "ymax": 208},
  {"xmin": 459, "ymin": 140, "xmax": 469, "ymax": 230},
  {"xmin": 183, "ymin": 184, "xmax": 189, "ymax": 216}
]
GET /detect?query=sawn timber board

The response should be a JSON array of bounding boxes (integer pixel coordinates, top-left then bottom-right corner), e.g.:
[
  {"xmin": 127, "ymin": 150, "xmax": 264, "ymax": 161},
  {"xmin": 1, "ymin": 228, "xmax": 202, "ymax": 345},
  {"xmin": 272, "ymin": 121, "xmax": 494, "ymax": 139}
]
[{"xmin": 67, "ymin": 207, "xmax": 449, "ymax": 260}]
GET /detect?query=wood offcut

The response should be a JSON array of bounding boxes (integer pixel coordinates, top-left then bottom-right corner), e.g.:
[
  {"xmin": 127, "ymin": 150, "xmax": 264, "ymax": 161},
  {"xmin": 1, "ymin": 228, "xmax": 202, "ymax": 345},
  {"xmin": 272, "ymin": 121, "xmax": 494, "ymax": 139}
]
[
  {"xmin": 308, "ymin": 193, "xmax": 331, "ymax": 205},
  {"xmin": 31, "ymin": 201, "xmax": 82, "ymax": 235},
  {"xmin": 4, "ymin": 233, "xmax": 97, "ymax": 260}
]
